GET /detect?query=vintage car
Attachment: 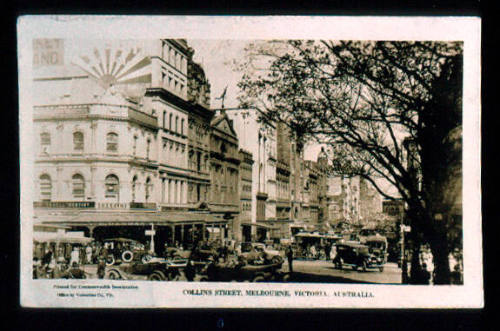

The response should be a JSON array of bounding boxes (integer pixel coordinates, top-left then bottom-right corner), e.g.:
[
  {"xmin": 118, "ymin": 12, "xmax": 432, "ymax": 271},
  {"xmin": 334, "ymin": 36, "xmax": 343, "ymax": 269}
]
[
  {"xmin": 106, "ymin": 258, "xmax": 186, "ymax": 281},
  {"xmin": 102, "ymin": 238, "xmax": 153, "ymax": 266},
  {"xmin": 333, "ymin": 242, "xmax": 385, "ymax": 272},
  {"xmin": 238, "ymin": 242, "xmax": 284, "ymax": 264},
  {"xmin": 365, "ymin": 235, "xmax": 388, "ymax": 264},
  {"xmin": 358, "ymin": 228, "xmax": 379, "ymax": 244},
  {"xmin": 201, "ymin": 259, "xmax": 286, "ymax": 282}
]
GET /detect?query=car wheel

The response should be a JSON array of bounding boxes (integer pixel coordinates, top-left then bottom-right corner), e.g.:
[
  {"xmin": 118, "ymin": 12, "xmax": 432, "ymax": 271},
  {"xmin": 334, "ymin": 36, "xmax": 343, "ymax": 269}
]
[
  {"xmin": 148, "ymin": 271, "xmax": 166, "ymax": 281},
  {"xmin": 106, "ymin": 255, "xmax": 116, "ymax": 266},
  {"xmin": 253, "ymin": 275, "xmax": 266, "ymax": 282},
  {"xmin": 122, "ymin": 251, "xmax": 134, "ymax": 263},
  {"xmin": 167, "ymin": 269, "xmax": 180, "ymax": 281},
  {"xmin": 107, "ymin": 269, "xmax": 121, "ymax": 280}
]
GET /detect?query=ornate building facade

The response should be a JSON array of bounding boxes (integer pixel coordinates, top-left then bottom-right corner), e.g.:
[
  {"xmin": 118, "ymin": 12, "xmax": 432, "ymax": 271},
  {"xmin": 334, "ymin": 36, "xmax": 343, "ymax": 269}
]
[{"xmin": 33, "ymin": 39, "xmax": 233, "ymax": 254}]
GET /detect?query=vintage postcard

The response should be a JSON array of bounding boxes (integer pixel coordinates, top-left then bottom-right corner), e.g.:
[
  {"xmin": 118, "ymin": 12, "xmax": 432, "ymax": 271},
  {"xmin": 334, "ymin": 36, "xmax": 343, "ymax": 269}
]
[{"xmin": 18, "ymin": 16, "xmax": 482, "ymax": 308}]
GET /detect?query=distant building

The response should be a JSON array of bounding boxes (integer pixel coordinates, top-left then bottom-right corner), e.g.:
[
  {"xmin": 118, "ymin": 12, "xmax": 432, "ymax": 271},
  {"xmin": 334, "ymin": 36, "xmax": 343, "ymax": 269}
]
[
  {"xmin": 359, "ymin": 179, "xmax": 383, "ymax": 225},
  {"xmin": 227, "ymin": 108, "xmax": 276, "ymax": 242},
  {"xmin": 322, "ymin": 176, "xmax": 360, "ymax": 226}
]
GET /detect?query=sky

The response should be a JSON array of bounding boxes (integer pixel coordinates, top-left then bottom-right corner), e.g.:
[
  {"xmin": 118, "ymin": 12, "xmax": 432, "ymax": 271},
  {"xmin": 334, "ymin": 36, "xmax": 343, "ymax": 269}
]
[{"xmin": 189, "ymin": 39, "xmax": 322, "ymax": 161}]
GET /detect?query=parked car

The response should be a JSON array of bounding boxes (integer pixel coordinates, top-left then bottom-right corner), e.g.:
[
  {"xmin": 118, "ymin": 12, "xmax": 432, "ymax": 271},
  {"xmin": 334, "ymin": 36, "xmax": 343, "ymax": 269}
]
[
  {"xmin": 238, "ymin": 242, "xmax": 284, "ymax": 264},
  {"xmin": 365, "ymin": 235, "xmax": 388, "ymax": 264},
  {"xmin": 106, "ymin": 258, "xmax": 185, "ymax": 281},
  {"xmin": 102, "ymin": 238, "xmax": 153, "ymax": 266},
  {"xmin": 333, "ymin": 242, "xmax": 385, "ymax": 272}
]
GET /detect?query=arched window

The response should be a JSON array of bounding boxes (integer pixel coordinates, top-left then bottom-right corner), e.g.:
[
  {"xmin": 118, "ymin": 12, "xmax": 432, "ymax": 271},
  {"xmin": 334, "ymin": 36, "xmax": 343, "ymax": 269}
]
[
  {"xmin": 169, "ymin": 113, "xmax": 173, "ymax": 131},
  {"xmin": 105, "ymin": 175, "xmax": 119, "ymax": 200},
  {"xmin": 181, "ymin": 118, "xmax": 184, "ymax": 135},
  {"xmin": 175, "ymin": 116, "xmax": 179, "ymax": 133},
  {"xmin": 73, "ymin": 132, "xmax": 84, "ymax": 151},
  {"xmin": 72, "ymin": 174, "xmax": 85, "ymax": 199},
  {"xmin": 145, "ymin": 177, "xmax": 153, "ymax": 202},
  {"xmin": 40, "ymin": 132, "xmax": 51, "ymax": 151},
  {"xmin": 146, "ymin": 138, "xmax": 151, "ymax": 159},
  {"xmin": 133, "ymin": 135, "xmax": 138, "ymax": 156},
  {"xmin": 163, "ymin": 111, "xmax": 167, "ymax": 129},
  {"xmin": 131, "ymin": 176, "xmax": 137, "ymax": 202},
  {"xmin": 39, "ymin": 174, "xmax": 52, "ymax": 201},
  {"xmin": 106, "ymin": 132, "xmax": 118, "ymax": 152}
]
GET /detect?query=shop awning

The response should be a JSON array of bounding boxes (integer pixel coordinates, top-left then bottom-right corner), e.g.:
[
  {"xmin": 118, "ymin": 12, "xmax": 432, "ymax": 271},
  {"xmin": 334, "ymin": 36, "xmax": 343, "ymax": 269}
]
[
  {"xmin": 33, "ymin": 232, "xmax": 93, "ymax": 244},
  {"xmin": 240, "ymin": 221, "xmax": 279, "ymax": 230},
  {"xmin": 41, "ymin": 211, "xmax": 228, "ymax": 227}
]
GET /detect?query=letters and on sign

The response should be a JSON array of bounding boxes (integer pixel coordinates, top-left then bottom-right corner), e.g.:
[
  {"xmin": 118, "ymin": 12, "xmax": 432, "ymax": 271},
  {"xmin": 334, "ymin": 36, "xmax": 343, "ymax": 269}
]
[{"xmin": 33, "ymin": 39, "xmax": 64, "ymax": 66}]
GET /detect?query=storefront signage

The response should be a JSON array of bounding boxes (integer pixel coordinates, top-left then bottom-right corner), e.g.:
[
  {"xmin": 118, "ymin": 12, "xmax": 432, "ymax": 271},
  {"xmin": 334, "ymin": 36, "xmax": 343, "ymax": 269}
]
[
  {"xmin": 34, "ymin": 201, "xmax": 95, "ymax": 208},
  {"xmin": 33, "ymin": 39, "xmax": 64, "ymax": 66}
]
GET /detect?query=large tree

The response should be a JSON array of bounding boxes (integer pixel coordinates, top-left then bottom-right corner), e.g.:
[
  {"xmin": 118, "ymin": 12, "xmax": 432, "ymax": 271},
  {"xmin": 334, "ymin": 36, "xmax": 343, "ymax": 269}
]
[{"xmin": 237, "ymin": 40, "xmax": 463, "ymax": 284}]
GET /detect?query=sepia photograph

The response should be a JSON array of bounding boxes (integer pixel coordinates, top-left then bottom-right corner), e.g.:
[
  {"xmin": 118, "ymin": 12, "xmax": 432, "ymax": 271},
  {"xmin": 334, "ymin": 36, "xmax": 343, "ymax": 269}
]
[{"xmin": 18, "ymin": 16, "xmax": 482, "ymax": 308}]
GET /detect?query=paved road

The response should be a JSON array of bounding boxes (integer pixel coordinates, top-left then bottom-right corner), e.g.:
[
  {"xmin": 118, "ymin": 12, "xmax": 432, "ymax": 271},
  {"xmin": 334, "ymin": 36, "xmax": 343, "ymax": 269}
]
[
  {"xmin": 80, "ymin": 259, "xmax": 401, "ymax": 284},
  {"xmin": 282, "ymin": 259, "xmax": 402, "ymax": 284}
]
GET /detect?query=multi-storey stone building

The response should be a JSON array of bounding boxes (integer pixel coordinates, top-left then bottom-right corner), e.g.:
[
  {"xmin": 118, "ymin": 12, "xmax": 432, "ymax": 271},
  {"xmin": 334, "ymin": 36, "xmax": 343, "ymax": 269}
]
[
  {"xmin": 33, "ymin": 39, "xmax": 233, "ymax": 254},
  {"xmin": 238, "ymin": 149, "xmax": 254, "ymax": 242},
  {"xmin": 208, "ymin": 110, "xmax": 241, "ymax": 240},
  {"xmin": 227, "ymin": 108, "xmax": 276, "ymax": 242}
]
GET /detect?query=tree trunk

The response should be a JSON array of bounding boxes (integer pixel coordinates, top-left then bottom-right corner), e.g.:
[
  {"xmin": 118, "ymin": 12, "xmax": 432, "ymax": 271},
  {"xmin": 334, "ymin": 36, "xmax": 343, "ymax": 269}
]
[
  {"xmin": 429, "ymin": 231, "xmax": 451, "ymax": 284},
  {"xmin": 409, "ymin": 241, "xmax": 422, "ymax": 284}
]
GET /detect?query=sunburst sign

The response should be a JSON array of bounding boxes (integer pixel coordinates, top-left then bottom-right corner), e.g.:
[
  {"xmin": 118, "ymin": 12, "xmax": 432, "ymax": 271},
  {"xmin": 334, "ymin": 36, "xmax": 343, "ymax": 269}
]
[{"xmin": 72, "ymin": 43, "xmax": 152, "ymax": 89}]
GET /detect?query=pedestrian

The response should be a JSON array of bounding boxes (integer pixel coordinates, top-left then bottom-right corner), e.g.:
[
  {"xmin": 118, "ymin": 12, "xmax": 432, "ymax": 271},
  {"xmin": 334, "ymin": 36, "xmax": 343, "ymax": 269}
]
[
  {"xmin": 79, "ymin": 246, "xmax": 85, "ymax": 265},
  {"xmin": 420, "ymin": 263, "xmax": 431, "ymax": 285},
  {"xmin": 310, "ymin": 245, "xmax": 317, "ymax": 259},
  {"xmin": 286, "ymin": 245, "xmax": 294, "ymax": 273},
  {"xmin": 97, "ymin": 253, "xmax": 106, "ymax": 279},
  {"xmin": 184, "ymin": 260, "xmax": 196, "ymax": 281},
  {"xmin": 85, "ymin": 245, "xmax": 92, "ymax": 265},
  {"xmin": 70, "ymin": 246, "xmax": 79, "ymax": 266},
  {"xmin": 325, "ymin": 243, "xmax": 331, "ymax": 261}
]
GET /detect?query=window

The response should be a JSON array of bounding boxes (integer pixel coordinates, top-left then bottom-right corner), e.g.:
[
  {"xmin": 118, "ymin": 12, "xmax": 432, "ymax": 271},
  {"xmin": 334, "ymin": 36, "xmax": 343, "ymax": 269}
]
[
  {"xmin": 161, "ymin": 178, "xmax": 166, "ymax": 203},
  {"xmin": 181, "ymin": 119, "xmax": 184, "ymax": 135},
  {"xmin": 133, "ymin": 136, "xmax": 138, "ymax": 156},
  {"xmin": 73, "ymin": 132, "xmax": 84, "ymax": 151},
  {"xmin": 105, "ymin": 175, "xmax": 119, "ymax": 199},
  {"xmin": 40, "ymin": 132, "xmax": 50, "ymax": 151},
  {"xmin": 145, "ymin": 177, "xmax": 152, "ymax": 202},
  {"xmin": 39, "ymin": 174, "xmax": 52, "ymax": 201},
  {"xmin": 169, "ymin": 113, "xmax": 173, "ymax": 130},
  {"xmin": 72, "ymin": 174, "xmax": 85, "ymax": 199},
  {"xmin": 132, "ymin": 176, "xmax": 137, "ymax": 202},
  {"xmin": 106, "ymin": 132, "xmax": 118, "ymax": 152},
  {"xmin": 146, "ymin": 139, "xmax": 151, "ymax": 159},
  {"xmin": 163, "ymin": 111, "xmax": 166, "ymax": 128},
  {"xmin": 175, "ymin": 116, "xmax": 179, "ymax": 133}
]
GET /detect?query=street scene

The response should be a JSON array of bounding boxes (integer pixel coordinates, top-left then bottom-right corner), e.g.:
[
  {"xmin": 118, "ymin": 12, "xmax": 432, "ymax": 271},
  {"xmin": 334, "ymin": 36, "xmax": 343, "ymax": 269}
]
[{"xmin": 31, "ymin": 38, "xmax": 463, "ymax": 285}]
